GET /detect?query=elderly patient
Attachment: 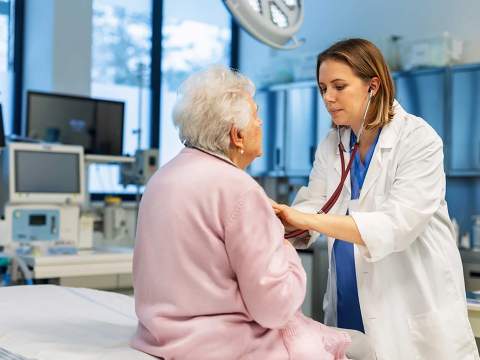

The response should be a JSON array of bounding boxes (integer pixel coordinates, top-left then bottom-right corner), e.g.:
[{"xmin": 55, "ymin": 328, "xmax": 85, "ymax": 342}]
[{"xmin": 131, "ymin": 66, "xmax": 369, "ymax": 360}]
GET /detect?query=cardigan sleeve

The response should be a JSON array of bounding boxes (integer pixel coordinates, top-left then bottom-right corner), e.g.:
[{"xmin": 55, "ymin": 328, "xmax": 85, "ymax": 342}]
[{"xmin": 224, "ymin": 186, "xmax": 306, "ymax": 329}]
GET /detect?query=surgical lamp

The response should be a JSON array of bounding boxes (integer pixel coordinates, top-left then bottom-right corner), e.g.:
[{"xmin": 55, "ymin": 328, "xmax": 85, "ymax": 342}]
[{"xmin": 223, "ymin": 0, "xmax": 304, "ymax": 50}]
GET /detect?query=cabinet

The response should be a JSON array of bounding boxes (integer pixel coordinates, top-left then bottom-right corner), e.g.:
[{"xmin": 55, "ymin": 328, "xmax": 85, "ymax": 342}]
[
  {"xmin": 283, "ymin": 85, "xmax": 317, "ymax": 176},
  {"xmin": 394, "ymin": 65, "xmax": 480, "ymax": 175},
  {"xmin": 272, "ymin": 90, "xmax": 286, "ymax": 174},
  {"xmin": 316, "ymin": 94, "xmax": 333, "ymax": 149},
  {"xmin": 298, "ymin": 237, "xmax": 329, "ymax": 322},
  {"xmin": 394, "ymin": 68, "xmax": 447, "ymax": 139},
  {"xmin": 250, "ymin": 82, "xmax": 330, "ymax": 177},
  {"xmin": 450, "ymin": 64, "xmax": 480, "ymax": 173},
  {"xmin": 252, "ymin": 64, "xmax": 480, "ymax": 177},
  {"xmin": 249, "ymin": 90, "xmax": 275, "ymax": 176}
]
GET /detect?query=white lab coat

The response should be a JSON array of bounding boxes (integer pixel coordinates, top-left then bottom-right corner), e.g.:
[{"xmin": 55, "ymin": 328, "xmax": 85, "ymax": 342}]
[{"xmin": 292, "ymin": 101, "xmax": 479, "ymax": 360}]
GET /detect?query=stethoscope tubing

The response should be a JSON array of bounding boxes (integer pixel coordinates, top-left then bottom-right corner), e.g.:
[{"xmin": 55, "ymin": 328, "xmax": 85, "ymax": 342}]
[{"xmin": 284, "ymin": 141, "xmax": 359, "ymax": 239}]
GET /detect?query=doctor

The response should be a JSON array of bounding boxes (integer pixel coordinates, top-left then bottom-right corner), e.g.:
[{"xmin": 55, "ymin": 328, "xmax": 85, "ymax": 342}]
[{"xmin": 273, "ymin": 38, "xmax": 478, "ymax": 360}]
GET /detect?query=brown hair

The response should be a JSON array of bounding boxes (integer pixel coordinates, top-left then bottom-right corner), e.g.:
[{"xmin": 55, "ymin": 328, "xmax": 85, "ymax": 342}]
[{"xmin": 316, "ymin": 38, "xmax": 395, "ymax": 130}]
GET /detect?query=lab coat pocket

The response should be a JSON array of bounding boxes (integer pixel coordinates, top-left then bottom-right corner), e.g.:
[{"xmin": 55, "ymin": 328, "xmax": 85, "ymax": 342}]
[{"xmin": 407, "ymin": 302, "xmax": 475, "ymax": 360}]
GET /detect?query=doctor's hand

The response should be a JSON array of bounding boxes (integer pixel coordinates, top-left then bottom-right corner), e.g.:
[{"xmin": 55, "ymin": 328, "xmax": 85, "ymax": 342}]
[
  {"xmin": 268, "ymin": 197, "xmax": 278, "ymax": 207},
  {"xmin": 269, "ymin": 199, "xmax": 297, "ymax": 232},
  {"xmin": 271, "ymin": 201, "xmax": 297, "ymax": 232},
  {"xmin": 272, "ymin": 203, "xmax": 313, "ymax": 231}
]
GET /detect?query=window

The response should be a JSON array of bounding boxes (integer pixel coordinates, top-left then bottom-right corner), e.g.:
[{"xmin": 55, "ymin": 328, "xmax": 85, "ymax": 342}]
[
  {"xmin": 0, "ymin": 0, "xmax": 13, "ymax": 135},
  {"xmin": 159, "ymin": 1, "xmax": 232, "ymax": 165},
  {"xmin": 88, "ymin": 1, "xmax": 233, "ymax": 193},
  {"xmin": 89, "ymin": 0, "xmax": 153, "ymax": 194}
]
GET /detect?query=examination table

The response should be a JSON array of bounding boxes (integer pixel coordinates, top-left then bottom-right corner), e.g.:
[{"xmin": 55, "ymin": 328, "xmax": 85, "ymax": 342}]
[
  {"xmin": 0, "ymin": 285, "xmax": 155, "ymax": 360},
  {"xmin": 0, "ymin": 285, "xmax": 375, "ymax": 359}
]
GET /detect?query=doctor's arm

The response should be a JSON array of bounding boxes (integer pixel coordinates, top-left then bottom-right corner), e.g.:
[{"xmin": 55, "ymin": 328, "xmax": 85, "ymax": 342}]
[
  {"xmin": 273, "ymin": 205, "xmax": 365, "ymax": 246},
  {"xmin": 284, "ymin": 137, "xmax": 332, "ymax": 248},
  {"xmin": 349, "ymin": 127, "xmax": 444, "ymax": 261},
  {"xmin": 274, "ymin": 126, "xmax": 444, "ymax": 260}
]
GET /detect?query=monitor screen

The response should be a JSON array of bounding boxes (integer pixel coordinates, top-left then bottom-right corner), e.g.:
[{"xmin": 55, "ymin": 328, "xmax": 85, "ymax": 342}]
[
  {"xmin": 0, "ymin": 103, "xmax": 5, "ymax": 148},
  {"xmin": 27, "ymin": 91, "xmax": 124, "ymax": 155},
  {"xmin": 15, "ymin": 150, "xmax": 81, "ymax": 194}
]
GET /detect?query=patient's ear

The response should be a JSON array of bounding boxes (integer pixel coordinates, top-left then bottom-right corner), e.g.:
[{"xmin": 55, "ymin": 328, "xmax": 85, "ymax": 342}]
[{"xmin": 230, "ymin": 125, "xmax": 245, "ymax": 150}]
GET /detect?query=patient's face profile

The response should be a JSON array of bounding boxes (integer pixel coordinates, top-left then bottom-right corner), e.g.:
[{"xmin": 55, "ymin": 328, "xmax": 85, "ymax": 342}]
[{"xmin": 242, "ymin": 95, "xmax": 263, "ymax": 164}]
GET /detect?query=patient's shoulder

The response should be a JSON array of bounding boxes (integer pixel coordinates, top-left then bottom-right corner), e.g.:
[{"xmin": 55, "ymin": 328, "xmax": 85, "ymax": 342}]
[{"xmin": 147, "ymin": 148, "xmax": 265, "ymax": 203}]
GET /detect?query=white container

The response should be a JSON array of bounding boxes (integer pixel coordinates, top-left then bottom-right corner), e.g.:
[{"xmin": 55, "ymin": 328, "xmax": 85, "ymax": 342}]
[
  {"xmin": 472, "ymin": 215, "xmax": 480, "ymax": 251},
  {"xmin": 451, "ymin": 218, "xmax": 460, "ymax": 248},
  {"xmin": 78, "ymin": 213, "xmax": 95, "ymax": 250},
  {"xmin": 292, "ymin": 52, "xmax": 317, "ymax": 81},
  {"xmin": 461, "ymin": 232, "xmax": 471, "ymax": 250},
  {"xmin": 399, "ymin": 32, "xmax": 463, "ymax": 70}
]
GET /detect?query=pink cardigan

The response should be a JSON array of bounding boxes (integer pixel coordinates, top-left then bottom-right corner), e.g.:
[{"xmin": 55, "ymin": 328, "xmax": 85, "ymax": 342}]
[{"xmin": 131, "ymin": 147, "xmax": 350, "ymax": 359}]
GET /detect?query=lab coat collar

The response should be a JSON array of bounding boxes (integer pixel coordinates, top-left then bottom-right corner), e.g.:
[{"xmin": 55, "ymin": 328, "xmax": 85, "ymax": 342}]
[
  {"xmin": 335, "ymin": 99, "xmax": 403, "ymax": 154},
  {"xmin": 376, "ymin": 99, "xmax": 404, "ymax": 150},
  {"xmin": 333, "ymin": 99, "xmax": 404, "ymax": 201},
  {"xmin": 335, "ymin": 126, "xmax": 352, "ymax": 155},
  {"xmin": 358, "ymin": 100, "xmax": 404, "ymax": 201}
]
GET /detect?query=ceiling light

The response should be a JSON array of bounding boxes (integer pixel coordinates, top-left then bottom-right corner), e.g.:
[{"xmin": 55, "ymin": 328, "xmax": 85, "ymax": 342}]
[{"xmin": 223, "ymin": 0, "xmax": 304, "ymax": 50}]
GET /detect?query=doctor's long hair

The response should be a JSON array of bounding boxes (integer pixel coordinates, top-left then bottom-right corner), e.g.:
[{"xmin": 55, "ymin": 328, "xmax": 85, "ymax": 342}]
[{"xmin": 316, "ymin": 38, "xmax": 395, "ymax": 130}]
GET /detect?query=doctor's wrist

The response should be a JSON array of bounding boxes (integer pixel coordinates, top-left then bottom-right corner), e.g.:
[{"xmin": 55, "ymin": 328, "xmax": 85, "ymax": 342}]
[{"xmin": 304, "ymin": 213, "xmax": 318, "ymax": 231}]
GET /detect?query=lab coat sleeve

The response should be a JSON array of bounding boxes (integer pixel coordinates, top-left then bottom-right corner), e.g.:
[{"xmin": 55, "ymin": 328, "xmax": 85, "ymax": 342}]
[
  {"xmin": 351, "ymin": 126, "xmax": 444, "ymax": 262},
  {"xmin": 290, "ymin": 138, "xmax": 330, "ymax": 248},
  {"xmin": 224, "ymin": 186, "xmax": 307, "ymax": 329}
]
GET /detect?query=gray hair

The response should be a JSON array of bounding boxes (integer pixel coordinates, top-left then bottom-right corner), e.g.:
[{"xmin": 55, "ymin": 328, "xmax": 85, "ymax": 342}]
[{"xmin": 172, "ymin": 65, "xmax": 256, "ymax": 155}]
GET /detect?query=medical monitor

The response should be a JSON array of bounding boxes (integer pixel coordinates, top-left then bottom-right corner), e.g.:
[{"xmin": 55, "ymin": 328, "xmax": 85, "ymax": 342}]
[
  {"xmin": 26, "ymin": 91, "xmax": 124, "ymax": 155},
  {"xmin": 8, "ymin": 142, "xmax": 85, "ymax": 204}
]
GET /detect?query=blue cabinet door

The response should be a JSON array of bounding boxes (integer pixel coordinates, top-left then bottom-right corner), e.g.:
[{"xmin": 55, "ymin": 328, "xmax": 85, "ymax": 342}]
[
  {"xmin": 249, "ymin": 90, "xmax": 275, "ymax": 176},
  {"xmin": 284, "ymin": 86, "xmax": 317, "ymax": 176},
  {"xmin": 316, "ymin": 94, "xmax": 332, "ymax": 147},
  {"xmin": 450, "ymin": 64, "xmax": 480, "ymax": 172},
  {"xmin": 394, "ymin": 68, "xmax": 447, "ymax": 139},
  {"xmin": 273, "ymin": 90, "xmax": 287, "ymax": 174}
]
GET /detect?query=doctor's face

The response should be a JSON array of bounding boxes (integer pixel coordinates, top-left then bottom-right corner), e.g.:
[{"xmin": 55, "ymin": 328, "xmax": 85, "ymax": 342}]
[{"xmin": 318, "ymin": 59, "xmax": 371, "ymax": 129}]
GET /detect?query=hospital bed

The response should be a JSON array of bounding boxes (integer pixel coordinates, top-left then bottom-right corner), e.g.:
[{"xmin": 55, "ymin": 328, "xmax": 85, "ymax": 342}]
[
  {"xmin": 0, "ymin": 285, "xmax": 376, "ymax": 360},
  {"xmin": 0, "ymin": 285, "xmax": 155, "ymax": 360}
]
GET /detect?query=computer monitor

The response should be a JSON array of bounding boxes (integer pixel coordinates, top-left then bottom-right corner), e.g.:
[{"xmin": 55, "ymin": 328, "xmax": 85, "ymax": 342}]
[
  {"xmin": 0, "ymin": 103, "xmax": 5, "ymax": 148},
  {"xmin": 26, "ymin": 91, "xmax": 124, "ymax": 155},
  {"xmin": 7, "ymin": 142, "xmax": 85, "ymax": 205}
]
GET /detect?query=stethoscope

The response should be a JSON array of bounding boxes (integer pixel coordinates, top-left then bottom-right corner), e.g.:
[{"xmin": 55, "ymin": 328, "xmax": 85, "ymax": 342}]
[{"xmin": 285, "ymin": 90, "xmax": 373, "ymax": 239}]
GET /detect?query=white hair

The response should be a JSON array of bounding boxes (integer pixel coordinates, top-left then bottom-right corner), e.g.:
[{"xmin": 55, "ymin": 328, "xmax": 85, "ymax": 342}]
[{"xmin": 172, "ymin": 65, "xmax": 256, "ymax": 155}]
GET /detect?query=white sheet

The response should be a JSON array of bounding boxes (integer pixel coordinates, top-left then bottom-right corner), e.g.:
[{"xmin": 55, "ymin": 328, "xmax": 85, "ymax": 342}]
[{"xmin": 0, "ymin": 285, "xmax": 156, "ymax": 360}]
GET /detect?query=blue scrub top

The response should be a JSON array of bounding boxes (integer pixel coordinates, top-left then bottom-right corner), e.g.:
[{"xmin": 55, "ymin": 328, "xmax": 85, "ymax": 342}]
[{"xmin": 333, "ymin": 129, "xmax": 381, "ymax": 332}]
